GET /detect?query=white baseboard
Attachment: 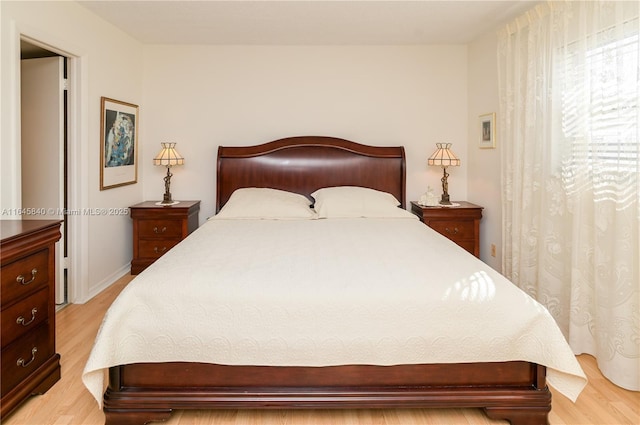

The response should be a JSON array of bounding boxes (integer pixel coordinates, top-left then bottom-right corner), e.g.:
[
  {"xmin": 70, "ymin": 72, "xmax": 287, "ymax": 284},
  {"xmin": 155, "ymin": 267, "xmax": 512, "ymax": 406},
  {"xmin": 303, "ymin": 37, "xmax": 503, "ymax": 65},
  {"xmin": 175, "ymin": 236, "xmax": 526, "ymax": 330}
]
[{"xmin": 77, "ymin": 263, "xmax": 131, "ymax": 304}]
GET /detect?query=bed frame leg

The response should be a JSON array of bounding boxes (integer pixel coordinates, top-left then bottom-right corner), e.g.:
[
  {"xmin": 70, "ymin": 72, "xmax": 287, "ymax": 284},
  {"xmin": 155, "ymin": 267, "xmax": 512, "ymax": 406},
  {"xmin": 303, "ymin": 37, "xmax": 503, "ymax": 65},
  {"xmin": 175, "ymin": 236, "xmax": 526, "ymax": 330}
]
[
  {"xmin": 483, "ymin": 407, "xmax": 550, "ymax": 425},
  {"xmin": 104, "ymin": 409, "xmax": 172, "ymax": 425}
]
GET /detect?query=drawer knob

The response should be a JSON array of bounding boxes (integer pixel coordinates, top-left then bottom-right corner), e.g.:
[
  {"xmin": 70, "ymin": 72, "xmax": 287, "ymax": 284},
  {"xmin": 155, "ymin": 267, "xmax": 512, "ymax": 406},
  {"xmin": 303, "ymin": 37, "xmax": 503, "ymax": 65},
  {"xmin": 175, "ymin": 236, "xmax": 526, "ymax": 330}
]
[
  {"xmin": 16, "ymin": 268, "xmax": 38, "ymax": 285},
  {"xmin": 16, "ymin": 347, "xmax": 38, "ymax": 368},
  {"xmin": 445, "ymin": 227, "xmax": 459, "ymax": 235},
  {"xmin": 154, "ymin": 246, "xmax": 168, "ymax": 254},
  {"xmin": 16, "ymin": 308, "xmax": 38, "ymax": 326},
  {"xmin": 153, "ymin": 226, "xmax": 167, "ymax": 234}
]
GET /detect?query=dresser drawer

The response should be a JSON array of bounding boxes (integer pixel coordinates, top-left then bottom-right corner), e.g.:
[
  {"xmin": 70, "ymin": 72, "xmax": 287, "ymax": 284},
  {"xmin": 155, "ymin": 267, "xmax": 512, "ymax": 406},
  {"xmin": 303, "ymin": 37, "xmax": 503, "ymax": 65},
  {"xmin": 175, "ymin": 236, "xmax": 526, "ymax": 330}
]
[
  {"xmin": 427, "ymin": 219, "xmax": 475, "ymax": 241},
  {"xmin": 138, "ymin": 239, "xmax": 181, "ymax": 259},
  {"xmin": 1, "ymin": 287, "xmax": 49, "ymax": 348},
  {"xmin": 138, "ymin": 220, "xmax": 183, "ymax": 238},
  {"xmin": 1, "ymin": 323, "xmax": 53, "ymax": 396},
  {"xmin": 1, "ymin": 249, "xmax": 49, "ymax": 306},
  {"xmin": 1, "ymin": 220, "xmax": 61, "ymax": 419}
]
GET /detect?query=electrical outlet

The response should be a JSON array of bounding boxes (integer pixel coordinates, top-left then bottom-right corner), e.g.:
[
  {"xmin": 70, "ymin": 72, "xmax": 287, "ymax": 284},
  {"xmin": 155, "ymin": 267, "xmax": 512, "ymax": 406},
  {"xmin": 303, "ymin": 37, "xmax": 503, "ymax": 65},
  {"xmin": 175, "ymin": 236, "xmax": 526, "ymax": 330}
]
[{"xmin": 491, "ymin": 244, "xmax": 496, "ymax": 257}]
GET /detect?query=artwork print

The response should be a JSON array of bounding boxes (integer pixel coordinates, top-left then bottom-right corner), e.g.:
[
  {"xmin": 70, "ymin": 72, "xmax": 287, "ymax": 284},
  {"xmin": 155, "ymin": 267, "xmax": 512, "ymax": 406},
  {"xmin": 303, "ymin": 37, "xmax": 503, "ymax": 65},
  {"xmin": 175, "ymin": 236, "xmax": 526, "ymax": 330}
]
[
  {"xmin": 479, "ymin": 113, "xmax": 496, "ymax": 149},
  {"xmin": 104, "ymin": 110, "xmax": 135, "ymax": 167},
  {"xmin": 100, "ymin": 97, "xmax": 139, "ymax": 189}
]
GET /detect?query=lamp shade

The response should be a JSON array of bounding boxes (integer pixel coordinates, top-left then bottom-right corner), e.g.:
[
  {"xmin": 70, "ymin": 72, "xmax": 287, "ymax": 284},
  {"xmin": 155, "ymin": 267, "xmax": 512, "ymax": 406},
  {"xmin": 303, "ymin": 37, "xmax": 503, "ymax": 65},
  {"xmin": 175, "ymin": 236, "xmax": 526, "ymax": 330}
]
[
  {"xmin": 153, "ymin": 142, "xmax": 184, "ymax": 166},
  {"xmin": 428, "ymin": 143, "xmax": 460, "ymax": 167}
]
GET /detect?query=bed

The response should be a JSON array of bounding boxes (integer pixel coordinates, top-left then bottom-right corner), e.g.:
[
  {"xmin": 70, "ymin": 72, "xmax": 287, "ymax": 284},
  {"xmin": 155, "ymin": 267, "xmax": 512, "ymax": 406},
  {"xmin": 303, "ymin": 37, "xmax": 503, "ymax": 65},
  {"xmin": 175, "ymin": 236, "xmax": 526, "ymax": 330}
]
[{"xmin": 83, "ymin": 136, "xmax": 586, "ymax": 425}]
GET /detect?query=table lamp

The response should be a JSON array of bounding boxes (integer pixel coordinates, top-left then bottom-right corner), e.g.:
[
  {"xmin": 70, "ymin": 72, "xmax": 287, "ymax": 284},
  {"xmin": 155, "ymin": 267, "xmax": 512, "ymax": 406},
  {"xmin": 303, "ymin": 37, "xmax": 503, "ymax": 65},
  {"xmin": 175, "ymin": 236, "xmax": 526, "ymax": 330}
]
[
  {"xmin": 153, "ymin": 142, "xmax": 184, "ymax": 205},
  {"xmin": 427, "ymin": 143, "xmax": 460, "ymax": 205}
]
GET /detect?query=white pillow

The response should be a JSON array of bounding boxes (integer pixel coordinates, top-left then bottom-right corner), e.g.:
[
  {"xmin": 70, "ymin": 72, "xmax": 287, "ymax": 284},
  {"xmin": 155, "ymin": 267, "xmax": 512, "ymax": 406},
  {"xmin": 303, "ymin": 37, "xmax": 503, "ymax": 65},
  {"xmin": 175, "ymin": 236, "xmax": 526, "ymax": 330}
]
[
  {"xmin": 311, "ymin": 186, "xmax": 415, "ymax": 219},
  {"xmin": 214, "ymin": 188, "xmax": 317, "ymax": 220}
]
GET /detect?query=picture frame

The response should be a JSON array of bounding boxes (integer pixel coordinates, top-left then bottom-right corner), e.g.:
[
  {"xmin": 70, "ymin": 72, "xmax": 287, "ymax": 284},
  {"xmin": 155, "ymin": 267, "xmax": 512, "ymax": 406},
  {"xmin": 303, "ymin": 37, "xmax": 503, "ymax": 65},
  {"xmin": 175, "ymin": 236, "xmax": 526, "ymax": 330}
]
[
  {"xmin": 100, "ymin": 97, "xmax": 139, "ymax": 189},
  {"xmin": 479, "ymin": 112, "xmax": 496, "ymax": 149}
]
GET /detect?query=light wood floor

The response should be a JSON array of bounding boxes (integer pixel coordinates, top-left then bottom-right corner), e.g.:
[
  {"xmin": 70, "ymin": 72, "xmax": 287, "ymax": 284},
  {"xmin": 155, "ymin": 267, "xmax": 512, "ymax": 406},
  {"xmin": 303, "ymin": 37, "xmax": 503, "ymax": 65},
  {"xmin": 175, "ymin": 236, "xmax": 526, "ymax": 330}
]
[{"xmin": 4, "ymin": 274, "xmax": 639, "ymax": 425}]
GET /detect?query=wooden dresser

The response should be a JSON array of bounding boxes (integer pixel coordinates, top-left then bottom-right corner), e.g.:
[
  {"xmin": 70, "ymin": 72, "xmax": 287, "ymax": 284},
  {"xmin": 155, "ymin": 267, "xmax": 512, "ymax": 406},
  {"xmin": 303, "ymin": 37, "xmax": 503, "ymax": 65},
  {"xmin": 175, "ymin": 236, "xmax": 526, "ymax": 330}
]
[
  {"xmin": 130, "ymin": 201, "xmax": 200, "ymax": 274},
  {"xmin": 1, "ymin": 220, "xmax": 62, "ymax": 420},
  {"xmin": 410, "ymin": 201, "xmax": 483, "ymax": 257}
]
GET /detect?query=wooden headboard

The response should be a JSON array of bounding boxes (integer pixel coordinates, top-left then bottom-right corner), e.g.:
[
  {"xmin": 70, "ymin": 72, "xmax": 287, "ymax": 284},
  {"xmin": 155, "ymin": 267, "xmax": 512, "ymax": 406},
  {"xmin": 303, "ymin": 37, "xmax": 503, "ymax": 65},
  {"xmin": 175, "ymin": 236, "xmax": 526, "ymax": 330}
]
[{"xmin": 216, "ymin": 136, "xmax": 406, "ymax": 212}]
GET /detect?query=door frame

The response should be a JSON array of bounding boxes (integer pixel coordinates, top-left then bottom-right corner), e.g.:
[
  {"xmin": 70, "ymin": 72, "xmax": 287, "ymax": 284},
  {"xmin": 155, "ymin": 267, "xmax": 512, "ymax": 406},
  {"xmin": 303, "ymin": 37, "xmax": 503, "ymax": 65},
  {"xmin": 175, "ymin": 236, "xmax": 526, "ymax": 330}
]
[{"xmin": 8, "ymin": 23, "xmax": 90, "ymax": 304}]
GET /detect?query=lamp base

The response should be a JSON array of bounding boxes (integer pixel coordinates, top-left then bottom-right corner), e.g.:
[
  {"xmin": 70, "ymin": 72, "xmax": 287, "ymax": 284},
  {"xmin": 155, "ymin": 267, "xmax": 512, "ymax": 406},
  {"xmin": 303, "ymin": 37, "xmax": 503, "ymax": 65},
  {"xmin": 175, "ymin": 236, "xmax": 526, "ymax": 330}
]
[
  {"xmin": 158, "ymin": 166, "xmax": 179, "ymax": 206},
  {"xmin": 439, "ymin": 194, "xmax": 452, "ymax": 205},
  {"xmin": 155, "ymin": 200, "xmax": 180, "ymax": 206},
  {"xmin": 439, "ymin": 166, "xmax": 452, "ymax": 205}
]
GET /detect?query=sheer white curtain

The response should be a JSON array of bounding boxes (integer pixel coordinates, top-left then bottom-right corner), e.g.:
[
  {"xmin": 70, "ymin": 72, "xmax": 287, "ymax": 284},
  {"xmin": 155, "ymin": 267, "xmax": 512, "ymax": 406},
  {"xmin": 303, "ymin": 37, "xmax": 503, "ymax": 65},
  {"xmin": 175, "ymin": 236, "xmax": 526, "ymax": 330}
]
[{"xmin": 497, "ymin": 1, "xmax": 639, "ymax": 391}]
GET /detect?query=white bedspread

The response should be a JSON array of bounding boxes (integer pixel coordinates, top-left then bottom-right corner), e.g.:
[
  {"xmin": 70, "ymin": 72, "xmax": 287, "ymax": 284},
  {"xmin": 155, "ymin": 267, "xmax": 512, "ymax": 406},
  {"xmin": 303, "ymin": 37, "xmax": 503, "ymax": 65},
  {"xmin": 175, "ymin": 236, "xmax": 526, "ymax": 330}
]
[{"xmin": 83, "ymin": 217, "xmax": 587, "ymax": 407}]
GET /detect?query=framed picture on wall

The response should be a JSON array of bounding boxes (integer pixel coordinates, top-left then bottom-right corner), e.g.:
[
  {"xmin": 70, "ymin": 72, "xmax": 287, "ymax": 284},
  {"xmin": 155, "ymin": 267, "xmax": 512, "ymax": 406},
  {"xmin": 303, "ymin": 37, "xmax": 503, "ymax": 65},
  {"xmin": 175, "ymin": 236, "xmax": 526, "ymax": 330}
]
[
  {"xmin": 479, "ymin": 112, "xmax": 496, "ymax": 149},
  {"xmin": 100, "ymin": 97, "xmax": 139, "ymax": 189}
]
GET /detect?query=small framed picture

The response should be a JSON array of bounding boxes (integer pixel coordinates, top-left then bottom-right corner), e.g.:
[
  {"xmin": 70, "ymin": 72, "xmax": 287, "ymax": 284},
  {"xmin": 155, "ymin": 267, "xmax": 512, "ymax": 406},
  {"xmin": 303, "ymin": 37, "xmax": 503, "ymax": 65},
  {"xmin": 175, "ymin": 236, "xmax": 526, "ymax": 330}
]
[
  {"xmin": 100, "ymin": 97, "xmax": 139, "ymax": 189},
  {"xmin": 479, "ymin": 112, "xmax": 496, "ymax": 149}
]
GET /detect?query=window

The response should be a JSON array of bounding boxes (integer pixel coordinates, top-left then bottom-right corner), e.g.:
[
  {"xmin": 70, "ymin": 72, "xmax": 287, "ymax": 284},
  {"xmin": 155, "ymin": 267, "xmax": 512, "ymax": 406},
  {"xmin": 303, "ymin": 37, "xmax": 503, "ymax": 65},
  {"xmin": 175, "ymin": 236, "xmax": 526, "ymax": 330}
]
[{"xmin": 560, "ymin": 22, "xmax": 639, "ymax": 204}]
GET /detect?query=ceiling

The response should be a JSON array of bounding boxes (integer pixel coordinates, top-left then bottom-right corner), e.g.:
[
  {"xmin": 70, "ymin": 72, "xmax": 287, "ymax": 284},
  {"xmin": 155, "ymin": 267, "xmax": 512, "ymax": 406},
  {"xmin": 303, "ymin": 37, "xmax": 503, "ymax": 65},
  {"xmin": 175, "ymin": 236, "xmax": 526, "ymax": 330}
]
[{"xmin": 77, "ymin": 0, "xmax": 539, "ymax": 45}]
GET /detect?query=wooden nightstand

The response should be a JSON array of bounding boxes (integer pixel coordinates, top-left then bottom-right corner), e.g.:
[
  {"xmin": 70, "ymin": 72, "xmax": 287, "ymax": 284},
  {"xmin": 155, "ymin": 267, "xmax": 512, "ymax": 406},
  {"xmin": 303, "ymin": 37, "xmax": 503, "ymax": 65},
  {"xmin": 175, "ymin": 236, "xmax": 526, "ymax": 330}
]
[
  {"xmin": 130, "ymin": 201, "xmax": 200, "ymax": 274},
  {"xmin": 410, "ymin": 201, "xmax": 483, "ymax": 257}
]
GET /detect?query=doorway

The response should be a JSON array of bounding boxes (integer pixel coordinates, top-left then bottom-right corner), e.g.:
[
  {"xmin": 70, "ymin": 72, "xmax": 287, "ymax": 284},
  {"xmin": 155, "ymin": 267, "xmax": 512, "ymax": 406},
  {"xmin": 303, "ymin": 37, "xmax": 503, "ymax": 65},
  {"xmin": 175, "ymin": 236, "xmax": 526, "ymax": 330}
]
[{"xmin": 20, "ymin": 40, "xmax": 69, "ymax": 308}]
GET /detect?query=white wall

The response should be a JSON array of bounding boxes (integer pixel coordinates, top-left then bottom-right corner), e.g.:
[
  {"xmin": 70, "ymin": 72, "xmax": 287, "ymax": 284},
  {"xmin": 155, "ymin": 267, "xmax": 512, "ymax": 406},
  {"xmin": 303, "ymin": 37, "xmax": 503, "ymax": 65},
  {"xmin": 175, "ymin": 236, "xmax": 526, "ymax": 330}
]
[
  {"xmin": 141, "ymin": 45, "xmax": 469, "ymax": 220},
  {"xmin": 1, "ymin": 1, "xmax": 488, "ymax": 303},
  {"xmin": 0, "ymin": 1, "xmax": 144, "ymax": 302},
  {"xmin": 467, "ymin": 30, "xmax": 502, "ymax": 270}
]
